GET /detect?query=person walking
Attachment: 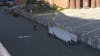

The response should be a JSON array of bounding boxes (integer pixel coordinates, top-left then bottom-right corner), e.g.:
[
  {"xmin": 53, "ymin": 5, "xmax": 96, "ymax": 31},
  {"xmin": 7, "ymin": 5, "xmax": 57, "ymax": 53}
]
[
  {"xmin": 33, "ymin": 23, "xmax": 37, "ymax": 30},
  {"xmin": 32, "ymin": 19, "xmax": 37, "ymax": 31}
]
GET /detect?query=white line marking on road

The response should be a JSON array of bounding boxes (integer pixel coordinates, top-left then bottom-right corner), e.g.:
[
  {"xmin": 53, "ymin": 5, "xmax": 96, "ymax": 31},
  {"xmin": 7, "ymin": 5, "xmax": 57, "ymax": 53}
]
[
  {"xmin": 18, "ymin": 36, "xmax": 23, "ymax": 39},
  {"xmin": 18, "ymin": 35, "xmax": 32, "ymax": 39},
  {"xmin": 23, "ymin": 35, "xmax": 31, "ymax": 38}
]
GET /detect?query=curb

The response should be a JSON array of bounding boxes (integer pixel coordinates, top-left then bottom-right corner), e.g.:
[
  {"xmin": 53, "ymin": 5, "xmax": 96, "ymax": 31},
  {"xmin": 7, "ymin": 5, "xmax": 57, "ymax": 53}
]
[
  {"xmin": 36, "ymin": 21, "xmax": 48, "ymax": 29},
  {"xmin": 21, "ymin": 11, "xmax": 49, "ymax": 28}
]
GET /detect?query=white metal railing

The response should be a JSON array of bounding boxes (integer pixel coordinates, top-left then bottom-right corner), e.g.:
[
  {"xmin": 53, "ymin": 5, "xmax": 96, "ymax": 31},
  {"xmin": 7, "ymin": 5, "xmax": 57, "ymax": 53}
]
[
  {"xmin": 0, "ymin": 42, "xmax": 11, "ymax": 56},
  {"xmin": 20, "ymin": 9, "xmax": 100, "ymax": 50}
]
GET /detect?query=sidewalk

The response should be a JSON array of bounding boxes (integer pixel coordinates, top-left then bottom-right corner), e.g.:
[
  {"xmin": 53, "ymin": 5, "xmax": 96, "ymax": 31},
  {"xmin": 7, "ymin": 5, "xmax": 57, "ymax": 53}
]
[{"xmin": 60, "ymin": 8, "xmax": 100, "ymax": 19}]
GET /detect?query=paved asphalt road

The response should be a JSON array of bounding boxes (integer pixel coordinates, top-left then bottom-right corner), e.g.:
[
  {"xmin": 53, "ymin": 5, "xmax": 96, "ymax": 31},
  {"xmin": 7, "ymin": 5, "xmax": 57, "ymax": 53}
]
[{"xmin": 0, "ymin": 8, "xmax": 100, "ymax": 56}]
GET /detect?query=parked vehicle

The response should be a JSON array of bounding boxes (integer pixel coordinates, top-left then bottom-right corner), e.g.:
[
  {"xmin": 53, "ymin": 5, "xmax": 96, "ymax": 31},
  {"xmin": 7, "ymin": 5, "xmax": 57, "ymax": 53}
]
[
  {"xmin": 8, "ymin": 6, "xmax": 21, "ymax": 16},
  {"xmin": 0, "ymin": 0, "xmax": 13, "ymax": 7},
  {"xmin": 3, "ymin": 2, "xmax": 10, "ymax": 6},
  {"xmin": 13, "ymin": 9, "xmax": 20, "ymax": 17},
  {"xmin": 48, "ymin": 26, "xmax": 78, "ymax": 44}
]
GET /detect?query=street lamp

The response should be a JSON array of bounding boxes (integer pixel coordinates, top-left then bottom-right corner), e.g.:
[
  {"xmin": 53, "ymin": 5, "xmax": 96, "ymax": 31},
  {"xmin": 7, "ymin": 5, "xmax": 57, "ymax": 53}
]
[
  {"xmin": 29, "ymin": 0, "xmax": 32, "ymax": 16},
  {"xmin": 52, "ymin": 0, "xmax": 56, "ymax": 26}
]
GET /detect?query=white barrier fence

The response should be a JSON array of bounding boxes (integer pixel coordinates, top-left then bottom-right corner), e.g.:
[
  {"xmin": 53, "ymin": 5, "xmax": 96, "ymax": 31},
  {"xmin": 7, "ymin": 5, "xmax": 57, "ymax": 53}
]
[
  {"xmin": 74, "ymin": 32, "xmax": 100, "ymax": 50},
  {"xmin": 0, "ymin": 42, "xmax": 11, "ymax": 56},
  {"xmin": 36, "ymin": 16, "xmax": 100, "ymax": 50},
  {"xmin": 21, "ymin": 10, "xmax": 100, "ymax": 50}
]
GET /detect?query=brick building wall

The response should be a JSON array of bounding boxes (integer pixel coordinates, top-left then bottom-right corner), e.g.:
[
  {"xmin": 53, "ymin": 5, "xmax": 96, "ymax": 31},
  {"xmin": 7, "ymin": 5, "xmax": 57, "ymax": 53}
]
[
  {"xmin": 45, "ymin": 0, "xmax": 69, "ymax": 8},
  {"xmin": 14, "ymin": 0, "xmax": 100, "ymax": 9},
  {"xmin": 96, "ymin": 0, "xmax": 100, "ymax": 7},
  {"xmin": 83, "ymin": 0, "xmax": 89, "ymax": 8},
  {"xmin": 76, "ymin": 0, "xmax": 81, "ymax": 9},
  {"xmin": 91, "ymin": 0, "xmax": 96, "ymax": 8},
  {"xmin": 46, "ymin": 0, "xmax": 100, "ymax": 9}
]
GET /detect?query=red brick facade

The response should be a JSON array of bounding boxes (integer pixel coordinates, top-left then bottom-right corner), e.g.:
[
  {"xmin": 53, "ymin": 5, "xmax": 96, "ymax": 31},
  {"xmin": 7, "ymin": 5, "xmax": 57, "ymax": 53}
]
[
  {"xmin": 70, "ymin": 0, "xmax": 75, "ymax": 9},
  {"xmin": 45, "ymin": 0, "xmax": 69, "ymax": 8},
  {"xmin": 91, "ymin": 0, "xmax": 96, "ymax": 8},
  {"xmin": 14, "ymin": 0, "xmax": 100, "ymax": 9},
  {"xmin": 46, "ymin": 0, "xmax": 100, "ymax": 9},
  {"xmin": 96, "ymin": 0, "xmax": 100, "ymax": 7},
  {"xmin": 76, "ymin": 0, "xmax": 81, "ymax": 9},
  {"xmin": 83, "ymin": 0, "xmax": 89, "ymax": 8}
]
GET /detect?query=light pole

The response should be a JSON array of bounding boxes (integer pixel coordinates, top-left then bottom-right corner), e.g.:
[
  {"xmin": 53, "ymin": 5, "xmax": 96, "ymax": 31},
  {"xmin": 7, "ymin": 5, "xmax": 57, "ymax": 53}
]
[
  {"xmin": 29, "ymin": 0, "xmax": 32, "ymax": 16},
  {"xmin": 52, "ymin": 0, "xmax": 56, "ymax": 26}
]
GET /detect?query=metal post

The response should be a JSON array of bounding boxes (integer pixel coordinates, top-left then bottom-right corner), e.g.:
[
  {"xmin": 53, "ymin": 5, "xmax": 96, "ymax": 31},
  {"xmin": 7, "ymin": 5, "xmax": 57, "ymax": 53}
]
[{"xmin": 52, "ymin": 0, "xmax": 56, "ymax": 26}]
